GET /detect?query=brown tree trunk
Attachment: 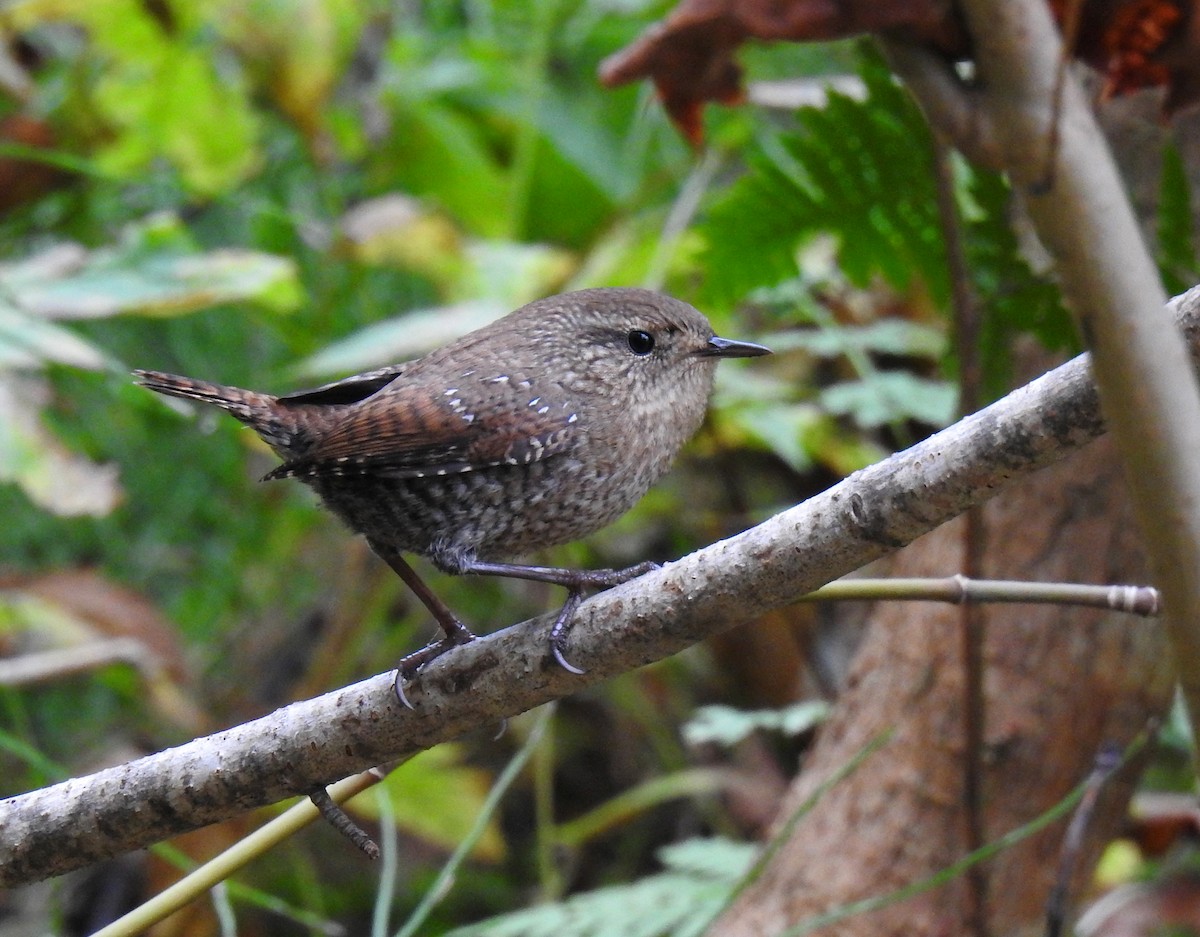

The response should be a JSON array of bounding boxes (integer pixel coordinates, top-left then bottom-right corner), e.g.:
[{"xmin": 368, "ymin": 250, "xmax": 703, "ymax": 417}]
[{"xmin": 711, "ymin": 430, "xmax": 1172, "ymax": 934}]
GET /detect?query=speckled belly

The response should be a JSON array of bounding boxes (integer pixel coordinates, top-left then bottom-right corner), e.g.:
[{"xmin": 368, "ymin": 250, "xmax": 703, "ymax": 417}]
[{"xmin": 305, "ymin": 457, "xmax": 653, "ymax": 562}]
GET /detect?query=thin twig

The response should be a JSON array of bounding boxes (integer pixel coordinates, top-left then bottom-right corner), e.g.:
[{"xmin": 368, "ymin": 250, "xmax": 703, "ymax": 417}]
[
  {"xmin": 309, "ymin": 785, "xmax": 380, "ymax": 860},
  {"xmin": 799, "ymin": 577, "xmax": 1161, "ymax": 616},
  {"xmin": 1044, "ymin": 729, "xmax": 1148, "ymax": 937},
  {"xmin": 90, "ymin": 768, "xmax": 388, "ymax": 937},
  {"xmin": 931, "ymin": 130, "xmax": 990, "ymax": 937},
  {"xmin": 877, "ymin": 38, "xmax": 1003, "ymax": 171}
]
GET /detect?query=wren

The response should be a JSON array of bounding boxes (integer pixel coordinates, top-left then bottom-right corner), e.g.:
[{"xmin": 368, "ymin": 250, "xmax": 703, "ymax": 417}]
[{"xmin": 135, "ymin": 287, "xmax": 769, "ymax": 701}]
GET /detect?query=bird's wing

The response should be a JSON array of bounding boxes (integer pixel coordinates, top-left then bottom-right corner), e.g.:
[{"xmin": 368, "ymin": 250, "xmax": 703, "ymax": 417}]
[
  {"xmin": 264, "ymin": 383, "xmax": 578, "ymax": 481},
  {"xmin": 275, "ymin": 365, "xmax": 408, "ymax": 406}
]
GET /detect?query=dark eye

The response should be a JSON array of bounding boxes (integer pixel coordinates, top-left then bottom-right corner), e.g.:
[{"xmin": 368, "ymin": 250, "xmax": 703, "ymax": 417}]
[{"xmin": 627, "ymin": 330, "xmax": 655, "ymax": 355}]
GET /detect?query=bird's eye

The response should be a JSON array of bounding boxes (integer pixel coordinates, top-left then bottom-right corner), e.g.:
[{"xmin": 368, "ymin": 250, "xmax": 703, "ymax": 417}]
[{"xmin": 627, "ymin": 330, "xmax": 655, "ymax": 355}]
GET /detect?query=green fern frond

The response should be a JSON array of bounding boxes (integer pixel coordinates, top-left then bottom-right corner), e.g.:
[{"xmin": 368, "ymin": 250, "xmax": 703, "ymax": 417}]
[
  {"xmin": 964, "ymin": 169, "xmax": 1074, "ymax": 396},
  {"xmin": 699, "ymin": 49, "xmax": 1072, "ymax": 402},
  {"xmin": 1157, "ymin": 141, "xmax": 1198, "ymax": 294},
  {"xmin": 443, "ymin": 838, "xmax": 757, "ymax": 937},
  {"xmin": 701, "ymin": 47, "xmax": 947, "ymax": 306},
  {"xmin": 700, "ymin": 154, "xmax": 813, "ymax": 304}
]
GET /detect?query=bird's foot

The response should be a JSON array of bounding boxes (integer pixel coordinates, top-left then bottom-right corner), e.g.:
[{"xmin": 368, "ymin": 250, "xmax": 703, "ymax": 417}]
[
  {"xmin": 392, "ymin": 624, "xmax": 478, "ymax": 709},
  {"xmin": 565, "ymin": 560, "xmax": 661, "ymax": 591},
  {"xmin": 544, "ymin": 561, "xmax": 662, "ymax": 674},
  {"xmin": 389, "ymin": 551, "xmax": 663, "ymax": 687},
  {"xmin": 548, "ymin": 589, "xmax": 587, "ymax": 674}
]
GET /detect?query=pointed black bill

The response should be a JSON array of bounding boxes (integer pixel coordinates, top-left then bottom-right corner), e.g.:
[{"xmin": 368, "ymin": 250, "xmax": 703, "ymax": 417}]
[{"xmin": 700, "ymin": 335, "xmax": 772, "ymax": 358}]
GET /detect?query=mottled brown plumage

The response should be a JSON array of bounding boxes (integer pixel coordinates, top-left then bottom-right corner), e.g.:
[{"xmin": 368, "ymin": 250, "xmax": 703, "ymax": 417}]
[{"xmin": 135, "ymin": 287, "xmax": 769, "ymax": 697}]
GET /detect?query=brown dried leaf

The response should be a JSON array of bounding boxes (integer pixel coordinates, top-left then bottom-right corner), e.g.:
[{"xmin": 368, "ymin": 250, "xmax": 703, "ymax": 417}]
[
  {"xmin": 601, "ymin": 0, "xmax": 1200, "ymax": 145},
  {"xmin": 599, "ymin": 0, "xmax": 963, "ymax": 146},
  {"xmin": 0, "ymin": 569, "xmax": 206, "ymax": 732},
  {"xmin": 1055, "ymin": 0, "xmax": 1198, "ymax": 110},
  {"xmin": 0, "ymin": 114, "xmax": 70, "ymax": 214}
]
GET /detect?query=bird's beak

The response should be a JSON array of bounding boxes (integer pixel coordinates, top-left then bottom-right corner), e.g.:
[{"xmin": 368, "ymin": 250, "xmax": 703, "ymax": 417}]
[{"xmin": 699, "ymin": 335, "xmax": 772, "ymax": 358}]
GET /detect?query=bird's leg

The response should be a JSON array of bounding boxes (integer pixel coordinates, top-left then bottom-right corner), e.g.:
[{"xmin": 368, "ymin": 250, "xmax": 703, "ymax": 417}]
[
  {"xmin": 449, "ymin": 559, "xmax": 661, "ymax": 673},
  {"xmin": 369, "ymin": 541, "xmax": 477, "ymax": 708},
  {"xmin": 456, "ymin": 560, "xmax": 661, "ymax": 590}
]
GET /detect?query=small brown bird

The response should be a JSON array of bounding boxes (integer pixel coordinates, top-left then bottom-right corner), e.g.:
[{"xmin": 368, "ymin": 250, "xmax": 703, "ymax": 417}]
[{"xmin": 136, "ymin": 287, "xmax": 769, "ymax": 700}]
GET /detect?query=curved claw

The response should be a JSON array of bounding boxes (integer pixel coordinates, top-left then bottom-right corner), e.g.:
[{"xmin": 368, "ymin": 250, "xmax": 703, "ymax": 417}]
[
  {"xmin": 393, "ymin": 668, "xmax": 417, "ymax": 710},
  {"xmin": 392, "ymin": 629, "xmax": 479, "ymax": 709},
  {"xmin": 551, "ymin": 640, "xmax": 587, "ymax": 675},
  {"xmin": 547, "ymin": 588, "xmax": 587, "ymax": 675}
]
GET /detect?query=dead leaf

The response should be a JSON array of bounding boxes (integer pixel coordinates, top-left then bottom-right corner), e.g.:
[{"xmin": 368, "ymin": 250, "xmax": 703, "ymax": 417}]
[
  {"xmin": 599, "ymin": 0, "xmax": 963, "ymax": 146},
  {"xmin": 600, "ymin": 0, "xmax": 1200, "ymax": 145},
  {"xmin": 0, "ymin": 569, "xmax": 206, "ymax": 732},
  {"xmin": 0, "ymin": 114, "xmax": 70, "ymax": 213}
]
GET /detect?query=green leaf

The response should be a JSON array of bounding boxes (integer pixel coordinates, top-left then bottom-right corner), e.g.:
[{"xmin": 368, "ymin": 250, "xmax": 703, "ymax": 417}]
[
  {"xmin": 0, "ymin": 215, "xmax": 300, "ymax": 519},
  {"xmin": 459, "ymin": 240, "xmax": 576, "ymax": 305},
  {"xmin": 819, "ymin": 372, "xmax": 957, "ymax": 429},
  {"xmin": 682, "ymin": 703, "xmax": 831, "ymax": 748},
  {"xmin": 2, "ymin": 214, "xmax": 302, "ymax": 320},
  {"xmin": 712, "ymin": 366, "xmax": 891, "ymax": 476},
  {"xmin": 295, "ymin": 238, "xmax": 573, "ymax": 377},
  {"xmin": 767, "ymin": 320, "xmax": 946, "ymax": 360},
  {"xmin": 657, "ymin": 838, "xmax": 761, "ymax": 880},
  {"xmin": 0, "ymin": 302, "xmax": 110, "ymax": 370},
  {"xmin": 347, "ymin": 744, "xmax": 504, "ymax": 861},
  {"xmin": 964, "ymin": 170, "xmax": 1075, "ymax": 396},
  {"xmin": 379, "ymin": 93, "xmax": 511, "ymax": 239},
  {"xmin": 701, "ymin": 47, "xmax": 946, "ymax": 306},
  {"xmin": 443, "ymin": 838, "xmax": 757, "ymax": 937},
  {"xmin": 729, "ymin": 403, "xmax": 821, "ymax": 473},
  {"xmin": 699, "ymin": 154, "xmax": 811, "ymax": 305},
  {"xmin": 7, "ymin": 0, "xmax": 262, "ymax": 194},
  {"xmin": 0, "ymin": 375, "xmax": 121, "ymax": 517},
  {"xmin": 213, "ymin": 0, "xmax": 364, "ymax": 146},
  {"xmin": 1157, "ymin": 141, "xmax": 1198, "ymax": 294},
  {"xmin": 293, "ymin": 300, "xmax": 507, "ymax": 377}
]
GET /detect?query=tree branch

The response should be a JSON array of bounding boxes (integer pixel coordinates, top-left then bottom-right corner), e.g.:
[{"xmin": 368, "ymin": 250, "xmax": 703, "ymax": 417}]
[
  {"xmin": 5, "ymin": 287, "xmax": 1200, "ymax": 887},
  {"xmin": 951, "ymin": 0, "xmax": 1200, "ymax": 759},
  {"xmin": 877, "ymin": 38, "xmax": 1002, "ymax": 171}
]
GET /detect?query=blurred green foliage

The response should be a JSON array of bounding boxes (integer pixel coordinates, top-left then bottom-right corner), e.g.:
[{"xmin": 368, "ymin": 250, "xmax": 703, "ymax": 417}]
[{"xmin": 0, "ymin": 1, "xmax": 1177, "ymax": 933}]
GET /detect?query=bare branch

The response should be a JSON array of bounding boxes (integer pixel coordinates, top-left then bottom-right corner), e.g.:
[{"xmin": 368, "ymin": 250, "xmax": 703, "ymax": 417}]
[
  {"xmin": 877, "ymin": 38, "xmax": 1002, "ymax": 170},
  {"xmin": 950, "ymin": 0, "xmax": 1200, "ymax": 761},
  {"xmin": 4, "ymin": 287, "xmax": 1200, "ymax": 887}
]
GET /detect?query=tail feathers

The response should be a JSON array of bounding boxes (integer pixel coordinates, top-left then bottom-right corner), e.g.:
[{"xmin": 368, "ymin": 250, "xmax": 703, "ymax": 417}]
[
  {"xmin": 133, "ymin": 370, "xmax": 276, "ymax": 422},
  {"xmin": 133, "ymin": 369, "xmax": 310, "ymax": 459}
]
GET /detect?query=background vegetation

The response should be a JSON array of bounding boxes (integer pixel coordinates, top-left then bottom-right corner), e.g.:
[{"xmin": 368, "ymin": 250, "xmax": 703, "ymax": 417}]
[{"xmin": 1, "ymin": 1, "xmax": 1192, "ymax": 934}]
